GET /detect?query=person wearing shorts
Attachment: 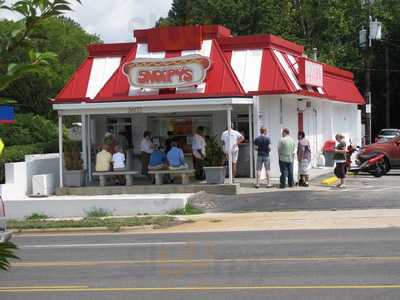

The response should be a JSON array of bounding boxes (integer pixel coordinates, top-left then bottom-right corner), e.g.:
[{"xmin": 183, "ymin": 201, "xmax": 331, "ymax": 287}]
[
  {"xmin": 221, "ymin": 124, "xmax": 244, "ymax": 178},
  {"xmin": 254, "ymin": 127, "xmax": 272, "ymax": 188},
  {"xmin": 333, "ymin": 133, "xmax": 347, "ymax": 188}
]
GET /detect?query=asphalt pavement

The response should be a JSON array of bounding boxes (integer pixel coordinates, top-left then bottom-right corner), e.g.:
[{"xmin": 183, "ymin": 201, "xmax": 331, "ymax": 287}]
[
  {"xmin": 2, "ymin": 228, "xmax": 400, "ymax": 299},
  {"xmin": 197, "ymin": 170, "xmax": 400, "ymax": 212}
]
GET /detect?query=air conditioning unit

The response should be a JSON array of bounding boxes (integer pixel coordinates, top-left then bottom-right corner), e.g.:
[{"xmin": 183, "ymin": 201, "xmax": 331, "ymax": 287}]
[{"xmin": 32, "ymin": 174, "xmax": 55, "ymax": 196}]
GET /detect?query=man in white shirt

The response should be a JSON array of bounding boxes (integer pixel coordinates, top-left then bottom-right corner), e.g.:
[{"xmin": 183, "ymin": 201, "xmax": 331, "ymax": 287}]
[
  {"xmin": 221, "ymin": 123, "xmax": 244, "ymax": 178},
  {"xmin": 192, "ymin": 126, "xmax": 206, "ymax": 180}
]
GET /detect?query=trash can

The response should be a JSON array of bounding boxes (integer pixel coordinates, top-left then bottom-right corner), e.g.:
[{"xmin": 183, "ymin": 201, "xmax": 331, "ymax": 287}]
[
  {"xmin": 323, "ymin": 151, "xmax": 335, "ymax": 167},
  {"xmin": 322, "ymin": 140, "xmax": 336, "ymax": 167}
]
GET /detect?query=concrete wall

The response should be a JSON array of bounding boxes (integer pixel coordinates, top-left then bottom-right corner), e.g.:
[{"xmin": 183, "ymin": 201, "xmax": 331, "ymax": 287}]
[
  {"xmin": 0, "ymin": 154, "xmax": 59, "ymax": 200},
  {"xmin": 5, "ymin": 194, "xmax": 190, "ymax": 220}
]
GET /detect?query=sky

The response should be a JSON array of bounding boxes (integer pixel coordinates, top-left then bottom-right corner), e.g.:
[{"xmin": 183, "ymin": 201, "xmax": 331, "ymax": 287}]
[{"xmin": 0, "ymin": 0, "xmax": 174, "ymax": 43}]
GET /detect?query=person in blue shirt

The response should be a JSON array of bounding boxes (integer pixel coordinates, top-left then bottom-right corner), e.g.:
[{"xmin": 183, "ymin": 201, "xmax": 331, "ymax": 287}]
[
  {"xmin": 167, "ymin": 141, "xmax": 188, "ymax": 169},
  {"xmin": 148, "ymin": 145, "xmax": 167, "ymax": 170}
]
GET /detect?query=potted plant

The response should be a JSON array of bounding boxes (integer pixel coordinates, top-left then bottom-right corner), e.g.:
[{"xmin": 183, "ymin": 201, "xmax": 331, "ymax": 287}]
[
  {"xmin": 203, "ymin": 135, "xmax": 226, "ymax": 184},
  {"xmin": 63, "ymin": 141, "xmax": 84, "ymax": 187}
]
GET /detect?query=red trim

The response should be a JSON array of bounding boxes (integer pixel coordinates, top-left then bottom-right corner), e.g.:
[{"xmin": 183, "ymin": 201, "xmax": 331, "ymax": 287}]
[
  {"xmin": 95, "ymin": 44, "xmax": 138, "ymax": 99},
  {"xmin": 202, "ymin": 25, "xmax": 231, "ymax": 39},
  {"xmin": 205, "ymin": 40, "xmax": 246, "ymax": 95},
  {"xmin": 270, "ymin": 48, "xmax": 298, "ymax": 92},
  {"xmin": 56, "ymin": 58, "xmax": 93, "ymax": 99},
  {"xmin": 135, "ymin": 26, "xmax": 203, "ymax": 52},
  {"xmin": 88, "ymin": 43, "xmax": 135, "ymax": 57},
  {"xmin": 323, "ymin": 64, "xmax": 354, "ymax": 79},
  {"xmin": 217, "ymin": 34, "xmax": 304, "ymax": 54},
  {"xmin": 258, "ymin": 48, "xmax": 293, "ymax": 93}
]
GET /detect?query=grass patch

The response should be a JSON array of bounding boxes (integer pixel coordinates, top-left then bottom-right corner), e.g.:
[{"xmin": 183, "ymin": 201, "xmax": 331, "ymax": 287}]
[
  {"xmin": 7, "ymin": 216, "xmax": 176, "ymax": 232},
  {"xmin": 25, "ymin": 213, "xmax": 49, "ymax": 220},
  {"xmin": 169, "ymin": 203, "xmax": 203, "ymax": 215},
  {"xmin": 84, "ymin": 207, "xmax": 112, "ymax": 218}
]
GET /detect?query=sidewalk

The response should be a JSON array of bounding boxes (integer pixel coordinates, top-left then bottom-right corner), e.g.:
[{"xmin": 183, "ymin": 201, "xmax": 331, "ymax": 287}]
[
  {"xmin": 236, "ymin": 167, "xmax": 333, "ymax": 194},
  {"xmin": 151, "ymin": 209, "xmax": 400, "ymax": 234}
]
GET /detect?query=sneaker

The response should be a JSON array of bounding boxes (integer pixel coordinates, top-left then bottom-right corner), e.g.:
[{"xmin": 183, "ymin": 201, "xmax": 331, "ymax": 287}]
[
  {"xmin": 266, "ymin": 183, "xmax": 273, "ymax": 188},
  {"xmin": 255, "ymin": 184, "xmax": 260, "ymax": 189},
  {"xmin": 336, "ymin": 184, "xmax": 346, "ymax": 189}
]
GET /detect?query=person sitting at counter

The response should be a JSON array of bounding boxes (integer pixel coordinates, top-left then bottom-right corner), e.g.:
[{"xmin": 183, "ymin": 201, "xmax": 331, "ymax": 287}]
[
  {"xmin": 148, "ymin": 145, "xmax": 168, "ymax": 170},
  {"xmin": 167, "ymin": 141, "xmax": 188, "ymax": 170}
]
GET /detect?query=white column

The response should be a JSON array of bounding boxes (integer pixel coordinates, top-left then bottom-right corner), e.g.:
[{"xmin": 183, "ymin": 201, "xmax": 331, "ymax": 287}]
[
  {"xmin": 253, "ymin": 96, "xmax": 260, "ymax": 178},
  {"xmin": 227, "ymin": 107, "xmax": 233, "ymax": 184},
  {"xmin": 87, "ymin": 115, "xmax": 92, "ymax": 183},
  {"xmin": 81, "ymin": 114, "xmax": 88, "ymax": 184},
  {"xmin": 58, "ymin": 114, "xmax": 63, "ymax": 188},
  {"xmin": 248, "ymin": 104, "xmax": 254, "ymax": 178}
]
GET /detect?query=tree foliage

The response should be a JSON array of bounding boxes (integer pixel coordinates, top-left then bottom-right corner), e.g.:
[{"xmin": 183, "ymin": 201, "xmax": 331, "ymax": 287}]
[
  {"xmin": 0, "ymin": 17, "xmax": 100, "ymax": 116},
  {"xmin": 0, "ymin": 0, "xmax": 83, "ymax": 104}
]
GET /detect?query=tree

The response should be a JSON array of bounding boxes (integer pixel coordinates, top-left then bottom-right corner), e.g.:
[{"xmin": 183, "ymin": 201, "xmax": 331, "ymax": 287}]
[
  {"xmin": 0, "ymin": 0, "xmax": 82, "ymax": 102},
  {"xmin": 0, "ymin": 17, "xmax": 100, "ymax": 116}
]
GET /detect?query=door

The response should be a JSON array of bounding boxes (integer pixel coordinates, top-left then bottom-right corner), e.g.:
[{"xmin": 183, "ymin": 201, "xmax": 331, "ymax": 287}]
[{"xmin": 298, "ymin": 111, "xmax": 304, "ymax": 132}]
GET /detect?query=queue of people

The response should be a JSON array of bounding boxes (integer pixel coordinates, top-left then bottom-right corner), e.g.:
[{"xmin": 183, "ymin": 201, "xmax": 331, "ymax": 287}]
[{"xmin": 254, "ymin": 127, "xmax": 348, "ymax": 189}]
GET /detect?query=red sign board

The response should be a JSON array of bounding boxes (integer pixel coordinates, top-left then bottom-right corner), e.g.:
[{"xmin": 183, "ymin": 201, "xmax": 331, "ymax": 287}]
[
  {"xmin": 123, "ymin": 54, "xmax": 211, "ymax": 89},
  {"xmin": 299, "ymin": 57, "xmax": 323, "ymax": 87}
]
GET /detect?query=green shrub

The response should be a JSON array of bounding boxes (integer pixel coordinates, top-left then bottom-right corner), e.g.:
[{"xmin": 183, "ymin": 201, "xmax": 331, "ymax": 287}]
[
  {"xmin": 84, "ymin": 207, "xmax": 112, "ymax": 218},
  {"xmin": 204, "ymin": 135, "xmax": 225, "ymax": 167},
  {"xmin": 0, "ymin": 113, "xmax": 58, "ymax": 146},
  {"xmin": 169, "ymin": 203, "xmax": 203, "ymax": 215},
  {"xmin": 64, "ymin": 140, "xmax": 82, "ymax": 170},
  {"xmin": 25, "ymin": 213, "xmax": 49, "ymax": 220}
]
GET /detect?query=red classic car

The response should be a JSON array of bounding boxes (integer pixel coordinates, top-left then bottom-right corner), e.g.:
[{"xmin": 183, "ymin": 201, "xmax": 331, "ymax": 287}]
[{"xmin": 357, "ymin": 136, "xmax": 400, "ymax": 174}]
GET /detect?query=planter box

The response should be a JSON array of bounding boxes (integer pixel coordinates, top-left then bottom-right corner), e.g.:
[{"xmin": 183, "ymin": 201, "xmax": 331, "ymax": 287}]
[
  {"xmin": 204, "ymin": 166, "xmax": 225, "ymax": 184},
  {"xmin": 64, "ymin": 170, "xmax": 85, "ymax": 187}
]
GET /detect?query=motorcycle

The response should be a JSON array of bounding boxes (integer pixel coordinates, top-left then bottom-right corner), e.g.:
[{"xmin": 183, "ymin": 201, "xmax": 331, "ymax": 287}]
[{"xmin": 346, "ymin": 144, "xmax": 386, "ymax": 177}]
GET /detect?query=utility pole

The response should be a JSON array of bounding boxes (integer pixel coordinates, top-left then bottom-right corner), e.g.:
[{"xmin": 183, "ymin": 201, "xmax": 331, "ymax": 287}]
[
  {"xmin": 360, "ymin": 0, "xmax": 382, "ymax": 144},
  {"xmin": 364, "ymin": 2, "xmax": 372, "ymax": 145},
  {"xmin": 385, "ymin": 46, "xmax": 390, "ymax": 128}
]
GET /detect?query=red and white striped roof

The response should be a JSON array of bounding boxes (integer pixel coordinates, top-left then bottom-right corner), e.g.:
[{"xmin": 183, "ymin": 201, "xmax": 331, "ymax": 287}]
[{"xmin": 55, "ymin": 25, "xmax": 364, "ymax": 105}]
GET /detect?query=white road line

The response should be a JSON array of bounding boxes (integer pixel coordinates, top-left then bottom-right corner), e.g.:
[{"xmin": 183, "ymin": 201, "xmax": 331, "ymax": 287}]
[{"xmin": 19, "ymin": 242, "xmax": 188, "ymax": 249}]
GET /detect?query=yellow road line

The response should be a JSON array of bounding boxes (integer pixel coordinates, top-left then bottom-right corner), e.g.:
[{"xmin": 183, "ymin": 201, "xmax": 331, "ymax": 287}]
[
  {"xmin": 2, "ymin": 285, "xmax": 400, "ymax": 293},
  {"xmin": 11, "ymin": 256, "xmax": 400, "ymax": 268},
  {"xmin": 0, "ymin": 285, "xmax": 88, "ymax": 290}
]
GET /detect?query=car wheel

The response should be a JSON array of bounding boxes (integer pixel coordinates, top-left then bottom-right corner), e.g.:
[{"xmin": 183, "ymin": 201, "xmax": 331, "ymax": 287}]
[{"xmin": 373, "ymin": 157, "xmax": 390, "ymax": 177}]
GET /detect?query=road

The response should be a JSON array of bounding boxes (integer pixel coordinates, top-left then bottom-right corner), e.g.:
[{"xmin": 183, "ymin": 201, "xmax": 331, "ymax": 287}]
[
  {"xmin": 201, "ymin": 170, "xmax": 400, "ymax": 212},
  {"xmin": 2, "ymin": 228, "xmax": 400, "ymax": 299}
]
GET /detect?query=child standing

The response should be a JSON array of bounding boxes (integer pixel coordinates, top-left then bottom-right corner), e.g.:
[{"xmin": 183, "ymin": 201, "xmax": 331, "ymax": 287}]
[{"xmin": 333, "ymin": 134, "xmax": 347, "ymax": 188}]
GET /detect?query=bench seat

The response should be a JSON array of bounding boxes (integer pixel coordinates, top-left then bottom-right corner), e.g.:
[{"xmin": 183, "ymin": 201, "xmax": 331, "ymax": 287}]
[
  {"xmin": 93, "ymin": 171, "xmax": 138, "ymax": 186},
  {"xmin": 148, "ymin": 169, "xmax": 195, "ymax": 185}
]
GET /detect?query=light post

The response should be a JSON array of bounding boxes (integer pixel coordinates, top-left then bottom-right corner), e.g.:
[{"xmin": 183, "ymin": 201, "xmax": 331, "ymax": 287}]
[{"xmin": 359, "ymin": 0, "xmax": 382, "ymax": 144}]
